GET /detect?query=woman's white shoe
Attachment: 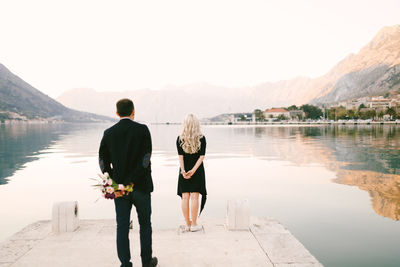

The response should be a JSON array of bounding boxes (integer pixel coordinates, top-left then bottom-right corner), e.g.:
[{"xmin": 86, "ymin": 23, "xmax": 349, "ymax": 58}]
[{"xmin": 190, "ymin": 224, "xmax": 202, "ymax": 232}]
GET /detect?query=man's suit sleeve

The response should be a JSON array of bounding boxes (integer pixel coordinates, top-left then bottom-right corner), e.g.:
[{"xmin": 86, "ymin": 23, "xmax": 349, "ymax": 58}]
[
  {"xmin": 131, "ymin": 125, "xmax": 152, "ymax": 184},
  {"xmin": 99, "ymin": 132, "xmax": 112, "ymax": 175}
]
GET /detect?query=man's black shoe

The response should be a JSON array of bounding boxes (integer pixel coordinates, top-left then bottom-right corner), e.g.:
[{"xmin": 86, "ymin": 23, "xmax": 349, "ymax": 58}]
[{"xmin": 145, "ymin": 257, "xmax": 158, "ymax": 267}]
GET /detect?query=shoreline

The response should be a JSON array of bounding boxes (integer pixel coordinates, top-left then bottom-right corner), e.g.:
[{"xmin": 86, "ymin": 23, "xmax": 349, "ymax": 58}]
[
  {"xmin": 152, "ymin": 121, "xmax": 400, "ymax": 126},
  {"xmin": 0, "ymin": 120, "xmax": 115, "ymax": 125},
  {"xmin": 2, "ymin": 119, "xmax": 400, "ymax": 126}
]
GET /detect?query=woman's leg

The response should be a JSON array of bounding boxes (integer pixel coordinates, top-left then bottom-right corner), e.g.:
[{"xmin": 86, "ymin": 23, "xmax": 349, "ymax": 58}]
[
  {"xmin": 181, "ymin": 193, "xmax": 191, "ymax": 226},
  {"xmin": 190, "ymin": 192, "xmax": 200, "ymax": 226}
]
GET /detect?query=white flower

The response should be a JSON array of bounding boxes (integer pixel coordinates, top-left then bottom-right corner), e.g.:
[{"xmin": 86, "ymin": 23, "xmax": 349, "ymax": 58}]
[
  {"xmin": 118, "ymin": 184, "xmax": 124, "ymax": 190},
  {"xmin": 106, "ymin": 186, "xmax": 114, "ymax": 194},
  {"xmin": 104, "ymin": 172, "xmax": 109, "ymax": 178},
  {"xmin": 107, "ymin": 179, "xmax": 113, "ymax": 186}
]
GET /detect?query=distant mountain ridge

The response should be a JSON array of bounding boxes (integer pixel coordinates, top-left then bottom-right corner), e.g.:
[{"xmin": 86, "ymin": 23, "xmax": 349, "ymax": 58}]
[
  {"xmin": 56, "ymin": 25, "xmax": 400, "ymax": 122},
  {"xmin": 0, "ymin": 64, "xmax": 113, "ymax": 122}
]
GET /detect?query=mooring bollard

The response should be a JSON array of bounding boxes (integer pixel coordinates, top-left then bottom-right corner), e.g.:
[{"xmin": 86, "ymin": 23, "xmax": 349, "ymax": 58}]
[
  {"xmin": 226, "ymin": 199, "xmax": 249, "ymax": 230},
  {"xmin": 52, "ymin": 201, "xmax": 79, "ymax": 233}
]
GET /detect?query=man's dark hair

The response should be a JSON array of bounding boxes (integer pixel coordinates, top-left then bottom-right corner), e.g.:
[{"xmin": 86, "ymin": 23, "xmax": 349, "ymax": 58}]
[{"xmin": 116, "ymin": 98, "xmax": 134, "ymax": 117}]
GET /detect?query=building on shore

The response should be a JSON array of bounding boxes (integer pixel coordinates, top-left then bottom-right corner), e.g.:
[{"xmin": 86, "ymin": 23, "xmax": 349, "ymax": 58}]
[
  {"xmin": 332, "ymin": 94, "xmax": 400, "ymax": 112},
  {"xmin": 263, "ymin": 108, "xmax": 290, "ymax": 121},
  {"xmin": 229, "ymin": 113, "xmax": 253, "ymax": 123},
  {"xmin": 367, "ymin": 97, "xmax": 393, "ymax": 110},
  {"xmin": 338, "ymin": 98, "xmax": 369, "ymax": 110}
]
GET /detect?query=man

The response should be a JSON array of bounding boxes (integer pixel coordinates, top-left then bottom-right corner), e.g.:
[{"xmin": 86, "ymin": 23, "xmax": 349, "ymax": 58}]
[{"xmin": 99, "ymin": 98, "xmax": 158, "ymax": 267}]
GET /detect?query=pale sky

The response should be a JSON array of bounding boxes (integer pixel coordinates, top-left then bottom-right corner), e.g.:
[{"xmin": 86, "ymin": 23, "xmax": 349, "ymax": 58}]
[{"xmin": 0, "ymin": 0, "xmax": 399, "ymax": 98}]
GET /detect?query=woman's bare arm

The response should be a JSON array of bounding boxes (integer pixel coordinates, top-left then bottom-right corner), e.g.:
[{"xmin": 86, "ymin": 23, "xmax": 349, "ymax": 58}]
[
  {"xmin": 179, "ymin": 155, "xmax": 190, "ymax": 179},
  {"xmin": 179, "ymin": 155, "xmax": 185, "ymax": 173},
  {"xmin": 187, "ymin": 155, "xmax": 205, "ymax": 177}
]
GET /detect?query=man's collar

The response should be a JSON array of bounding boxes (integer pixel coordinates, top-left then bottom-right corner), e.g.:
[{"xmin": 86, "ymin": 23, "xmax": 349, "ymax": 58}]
[{"xmin": 119, "ymin": 117, "xmax": 132, "ymax": 121}]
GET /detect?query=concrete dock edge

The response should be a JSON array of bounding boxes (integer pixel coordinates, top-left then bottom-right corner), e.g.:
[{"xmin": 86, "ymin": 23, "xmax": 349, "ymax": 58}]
[{"xmin": 0, "ymin": 218, "xmax": 322, "ymax": 267}]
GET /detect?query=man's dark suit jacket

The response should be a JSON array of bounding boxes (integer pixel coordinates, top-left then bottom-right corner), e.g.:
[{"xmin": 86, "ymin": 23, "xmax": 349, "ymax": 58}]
[{"xmin": 99, "ymin": 118, "xmax": 154, "ymax": 193}]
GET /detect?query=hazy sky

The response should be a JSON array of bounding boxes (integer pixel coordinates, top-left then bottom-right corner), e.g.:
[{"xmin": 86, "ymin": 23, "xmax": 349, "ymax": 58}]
[{"xmin": 0, "ymin": 0, "xmax": 399, "ymax": 98}]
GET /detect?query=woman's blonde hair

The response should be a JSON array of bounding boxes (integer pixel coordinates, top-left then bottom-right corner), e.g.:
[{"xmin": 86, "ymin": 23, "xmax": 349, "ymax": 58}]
[{"xmin": 180, "ymin": 114, "xmax": 203, "ymax": 154}]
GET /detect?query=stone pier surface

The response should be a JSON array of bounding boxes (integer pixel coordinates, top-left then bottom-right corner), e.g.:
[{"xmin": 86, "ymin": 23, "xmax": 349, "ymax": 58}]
[{"xmin": 0, "ymin": 218, "xmax": 322, "ymax": 267}]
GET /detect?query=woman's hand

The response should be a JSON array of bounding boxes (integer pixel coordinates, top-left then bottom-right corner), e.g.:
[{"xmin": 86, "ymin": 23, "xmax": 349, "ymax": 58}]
[
  {"xmin": 186, "ymin": 169, "xmax": 195, "ymax": 178},
  {"xmin": 181, "ymin": 169, "xmax": 190, "ymax": 179}
]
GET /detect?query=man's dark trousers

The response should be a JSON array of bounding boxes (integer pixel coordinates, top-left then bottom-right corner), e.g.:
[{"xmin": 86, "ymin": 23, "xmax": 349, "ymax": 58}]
[{"xmin": 114, "ymin": 190, "xmax": 152, "ymax": 267}]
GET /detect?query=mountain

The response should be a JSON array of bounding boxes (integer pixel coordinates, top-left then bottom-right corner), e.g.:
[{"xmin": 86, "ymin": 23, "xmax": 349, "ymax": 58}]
[
  {"xmin": 310, "ymin": 25, "xmax": 400, "ymax": 104},
  {"xmin": 57, "ymin": 25, "xmax": 400, "ymax": 122},
  {"xmin": 57, "ymin": 78, "xmax": 312, "ymax": 123},
  {"xmin": 0, "ymin": 64, "xmax": 113, "ymax": 122}
]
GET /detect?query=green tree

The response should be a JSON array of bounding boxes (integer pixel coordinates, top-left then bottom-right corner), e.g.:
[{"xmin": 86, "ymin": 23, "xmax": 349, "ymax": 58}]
[
  {"xmin": 253, "ymin": 109, "xmax": 265, "ymax": 121},
  {"xmin": 300, "ymin": 104, "xmax": 323, "ymax": 120},
  {"xmin": 359, "ymin": 110, "xmax": 368, "ymax": 120},
  {"xmin": 371, "ymin": 109, "xmax": 377, "ymax": 120},
  {"xmin": 336, "ymin": 107, "xmax": 347, "ymax": 120},
  {"xmin": 287, "ymin": 105, "xmax": 298, "ymax": 111},
  {"xmin": 347, "ymin": 109, "xmax": 356, "ymax": 119},
  {"xmin": 378, "ymin": 110, "xmax": 384, "ymax": 120},
  {"xmin": 358, "ymin": 103, "xmax": 367, "ymax": 110},
  {"xmin": 277, "ymin": 114, "xmax": 288, "ymax": 121},
  {"xmin": 359, "ymin": 109, "xmax": 376, "ymax": 120},
  {"xmin": 386, "ymin": 107, "xmax": 397, "ymax": 119},
  {"xmin": 384, "ymin": 92, "xmax": 390, "ymax": 98},
  {"xmin": 327, "ymin": 108, "xmax": 336, "ymax": 120}
]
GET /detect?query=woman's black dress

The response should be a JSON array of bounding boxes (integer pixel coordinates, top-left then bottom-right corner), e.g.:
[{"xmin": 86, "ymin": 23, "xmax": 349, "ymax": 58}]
[{"xmin": 177, "ymin": 135, "xmax": 207, "ymax": 214}]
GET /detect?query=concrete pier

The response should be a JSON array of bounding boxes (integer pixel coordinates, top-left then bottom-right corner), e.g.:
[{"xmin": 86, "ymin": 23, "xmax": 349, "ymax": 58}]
[{"xmin": 0, "ymin": 218, "xmax": 322, "ymax": 267}]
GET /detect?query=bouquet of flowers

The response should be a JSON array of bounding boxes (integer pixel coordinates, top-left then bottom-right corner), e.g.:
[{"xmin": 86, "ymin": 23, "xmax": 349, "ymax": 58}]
[{"xmin": 91, "ymin": 172, "xmax": 133, "ymax": 199}]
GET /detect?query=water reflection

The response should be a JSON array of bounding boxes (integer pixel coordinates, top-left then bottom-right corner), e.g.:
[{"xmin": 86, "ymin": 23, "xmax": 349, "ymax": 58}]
[
  {"xmin": 0, "ymin": 123, "xmax": 113, "ymax": 185},
  {"xmin": 232, "ymin": 125, "xmax": 400, "ymax": 221},
  {"xmin": 0, "ymin": 124, "xmax": 64, "ymax": 184},
  {"xmin": 151, "ymin": 124, "xmax": 400, "ymax": 221},
  {"xmin": 334, "ymin": 170, "xmax": 400, "ymax": 221}
]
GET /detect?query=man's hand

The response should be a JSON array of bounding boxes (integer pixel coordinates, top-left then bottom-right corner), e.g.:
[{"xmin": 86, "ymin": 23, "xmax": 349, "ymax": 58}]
[{"xmin": 114, "ymin": 191, "xmax": 125, "ymax": 198}]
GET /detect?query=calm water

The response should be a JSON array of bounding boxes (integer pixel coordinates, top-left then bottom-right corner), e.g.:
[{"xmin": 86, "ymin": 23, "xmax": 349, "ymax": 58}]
[{"xmin": 1, "ymin": 123, "xmax": 400, "ymax": 266}]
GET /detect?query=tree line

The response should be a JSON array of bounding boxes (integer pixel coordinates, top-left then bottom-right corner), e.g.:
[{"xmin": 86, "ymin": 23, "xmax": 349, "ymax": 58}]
[
  {"xmin": 253, "ymin": 104, "xmax": 323, "ymax": 121},
  {"xmin": 253, "ymin": 104, "xmax": 400, "ymax": 121}
]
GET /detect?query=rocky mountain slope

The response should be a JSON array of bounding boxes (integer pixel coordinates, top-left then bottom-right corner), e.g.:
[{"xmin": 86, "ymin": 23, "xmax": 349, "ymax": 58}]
[
  {"xmin": 0, "ymin": 64, "xmax": 113, "ymax": 122},
  {"xmin": 310, "ymin": 25, "xmax": 400, "ymax": 104}
]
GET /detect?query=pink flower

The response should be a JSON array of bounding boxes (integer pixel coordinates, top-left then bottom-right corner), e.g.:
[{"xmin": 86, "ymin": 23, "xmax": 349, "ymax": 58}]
[
  {"xmin": 118, "ymin": 184, "xmax": 124, "ymax": 190},
  {"xmin": 107, "ymin": 179, "xmax": 113, "ymax": 186},
  {"xmin": 106, "ymin": 186, "xmax": 114, "ymax": 194}
]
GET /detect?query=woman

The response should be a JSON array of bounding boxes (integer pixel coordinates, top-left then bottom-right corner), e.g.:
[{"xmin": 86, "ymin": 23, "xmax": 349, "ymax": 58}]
[{"xmin": 177, "ymin": 114, "xmax": 207, "ymax": 232}]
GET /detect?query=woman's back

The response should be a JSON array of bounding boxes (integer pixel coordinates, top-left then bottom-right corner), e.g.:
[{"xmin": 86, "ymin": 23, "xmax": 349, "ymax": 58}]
[{"xmin": 177, "ymin": 135, "xmax": 206, "ymax": 169}]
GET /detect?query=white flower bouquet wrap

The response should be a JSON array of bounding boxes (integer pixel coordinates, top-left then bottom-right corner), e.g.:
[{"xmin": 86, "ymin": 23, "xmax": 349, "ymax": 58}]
[{"xmin": 91, "ymin": 172, "xmax": 133, "ymax": 199}]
